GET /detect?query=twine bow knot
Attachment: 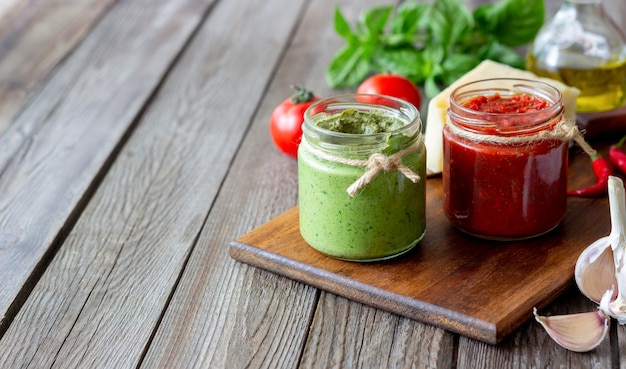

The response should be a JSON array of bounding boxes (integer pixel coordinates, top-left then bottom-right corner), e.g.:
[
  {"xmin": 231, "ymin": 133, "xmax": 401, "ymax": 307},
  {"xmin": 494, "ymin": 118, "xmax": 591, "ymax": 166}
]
[
  {"xmin": 300, "ymin": 136, "xmax": 422, "ymax": 197},
  {"xmin": 346, "ymin": 151, "xmax": 421, "ymax": 196}
]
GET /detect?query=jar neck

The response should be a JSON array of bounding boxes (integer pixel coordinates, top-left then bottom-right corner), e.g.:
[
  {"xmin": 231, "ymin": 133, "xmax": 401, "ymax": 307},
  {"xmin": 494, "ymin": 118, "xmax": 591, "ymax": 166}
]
[
  {"xmin": 565, "ymin": 0, "xmax": 601, "ymax": 4},
  {"xmin": 303, "ymin": 95, "xmax": 421, "ymax": 157},
  {"xmin": 448, "ymin": 79, "xmax": 563, "ymax": 137},
  {"xmin": 561, "ymin": 0, "xmax": 605, "ymax": 18},
  {"xmin": 563, "ymin": 0, "xmax": 604, "ymax": 15}
]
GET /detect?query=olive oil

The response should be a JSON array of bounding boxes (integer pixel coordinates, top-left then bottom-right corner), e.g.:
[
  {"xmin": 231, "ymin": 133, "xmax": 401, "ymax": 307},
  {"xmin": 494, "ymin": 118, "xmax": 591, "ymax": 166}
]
[{"xmin": 527, "ymin": 54, "xmax": 626, "ymax": 113}]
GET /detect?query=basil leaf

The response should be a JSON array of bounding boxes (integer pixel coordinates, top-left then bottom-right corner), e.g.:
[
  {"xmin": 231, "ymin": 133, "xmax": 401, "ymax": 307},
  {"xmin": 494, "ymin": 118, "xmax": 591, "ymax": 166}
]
[
  {"xmin": 357, "ymin": 6, "xmax": 393, "ymax": 37},
  {"xmin": 478, "ymin": 42, "xmax": 525, "ymax": 69},
  {"xmin": 441, "ymin": 53, "xmax": 481, "ymax": 85},
  {"xmin": 373, "ymin": 47, "xmax": 428, "ymax": 83},
  {"xmin": 422, "ymin": 44, "xmax": 445, "ymax": 65},
  {"xmin": 334, "ymin": 7, "xmax": 354, "ymax": 41},
  {"xmin": 422, "ymin": 52, "xmax": 445, "ymax": 99},
  {"xmin": 326, "ymin": 45, "xmax": 371, "ymax": 88},
  {"xmin": 430, "ymin": 0, "xmax": 473, "ymax": 50},
  {"xmin": 474, "ymin": 0, "xmax": 544, "ymax": 46},
  {"xmin": 390, "ymin": 2, "xmax": 430, "ymax": 36},
  {"xmin": 424, "ymin": 76, "xmax": 441, "ymax": 99},
  {"xmin": 383, "ymin": 33, "xmax": 413, "ymax": 47}
]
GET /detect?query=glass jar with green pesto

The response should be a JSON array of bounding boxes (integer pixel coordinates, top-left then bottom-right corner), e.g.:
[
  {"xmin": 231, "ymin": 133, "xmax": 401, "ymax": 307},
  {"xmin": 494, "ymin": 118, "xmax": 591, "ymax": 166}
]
[{"xmin": 298, "ymin": 94, "xmax": 426, "ymax": 262}]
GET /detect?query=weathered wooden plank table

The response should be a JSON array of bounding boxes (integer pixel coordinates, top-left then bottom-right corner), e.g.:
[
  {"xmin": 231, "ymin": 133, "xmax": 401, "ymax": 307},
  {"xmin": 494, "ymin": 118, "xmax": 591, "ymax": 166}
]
[{"xmin": 1, "ymin": 0, "xmax": 625, "ymax": 367}]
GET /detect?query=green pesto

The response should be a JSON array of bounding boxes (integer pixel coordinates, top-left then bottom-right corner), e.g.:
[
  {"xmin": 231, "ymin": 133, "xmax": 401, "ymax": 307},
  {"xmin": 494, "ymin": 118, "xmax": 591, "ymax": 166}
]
[
  {"xmin": 315, "ymin": 109, "xmax": 405, "ymax": 134},
  {"xmin": 298, "ymin": 109, "xmax": 426, "ymax": 261}
]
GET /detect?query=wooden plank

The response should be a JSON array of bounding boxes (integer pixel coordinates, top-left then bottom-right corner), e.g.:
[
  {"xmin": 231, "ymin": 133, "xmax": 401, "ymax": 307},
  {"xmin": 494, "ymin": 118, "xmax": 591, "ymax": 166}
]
[
  {"xmin": 0, "ymin": 0, "xmax": 115, "ymax": 134},
  {"xmin": 0, "ymin": 0, "xmax": 210, "ymax": 336},
  {"xmin": 0, "ymin": 0, "xmax": 307, "ymax": 367},
  {"xmin": 300, "ymin": 292, "xmax": 454, "ymax": 368},
  {"xmin": 611, "ymin": 324, "xmax": 626, "ymax": 369}
]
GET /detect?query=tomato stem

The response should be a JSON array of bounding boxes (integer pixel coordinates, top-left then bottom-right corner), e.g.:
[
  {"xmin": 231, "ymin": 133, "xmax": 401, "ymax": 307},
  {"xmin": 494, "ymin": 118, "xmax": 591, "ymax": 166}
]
[{"xmin": 290, "ymin": 85, "xmax": 315, "ymax": 104}]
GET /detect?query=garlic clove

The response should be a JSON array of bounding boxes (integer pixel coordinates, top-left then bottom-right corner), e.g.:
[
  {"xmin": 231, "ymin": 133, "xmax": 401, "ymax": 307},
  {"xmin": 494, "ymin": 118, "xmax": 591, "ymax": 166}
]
[
  {"xmin": 575, "ymin": 236, "xmax": 617, "ymax": 303},
  {"xmin": 533, "ymin": 307, "xmax": 609, "ymax": 352}
]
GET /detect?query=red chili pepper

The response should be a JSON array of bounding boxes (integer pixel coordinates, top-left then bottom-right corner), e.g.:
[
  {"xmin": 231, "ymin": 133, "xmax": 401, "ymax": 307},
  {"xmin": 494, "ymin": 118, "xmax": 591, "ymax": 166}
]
[
  {"xmin": 609, "ymin": 134, "xmax": 626, "ymax": 173},
  {"xmin": 568, "ymin": 153, "xmax": 612, "ymax": 197}
]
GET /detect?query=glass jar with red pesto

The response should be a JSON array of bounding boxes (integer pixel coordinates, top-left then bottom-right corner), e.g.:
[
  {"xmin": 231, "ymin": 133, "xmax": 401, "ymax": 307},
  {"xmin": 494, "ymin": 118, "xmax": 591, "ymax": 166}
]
[{"xmin": 443, "ymin": 78, "xmax": 568, "ymax": 241}]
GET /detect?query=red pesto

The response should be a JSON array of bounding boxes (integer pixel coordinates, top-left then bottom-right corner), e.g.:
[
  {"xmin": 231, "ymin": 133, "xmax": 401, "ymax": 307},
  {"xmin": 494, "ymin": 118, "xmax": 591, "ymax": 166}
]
[
  {"xmin": 443, "ymin": 93, "xmax": 567, "ymax": 240},
  {"xmin": 464, "ymin": 93, "xmax": 549, "ymax": 114}
]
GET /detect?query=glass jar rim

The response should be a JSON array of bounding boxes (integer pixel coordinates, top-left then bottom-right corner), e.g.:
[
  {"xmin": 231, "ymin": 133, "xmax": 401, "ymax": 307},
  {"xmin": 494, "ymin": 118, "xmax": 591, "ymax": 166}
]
[
  {"xmin": 304, "ymin": 94, "xmax": 421, "ymax": 140},
  {"xmin": 448, "ymin": 78, "xmax": 563, "ymax": 135},
  {"xmin": 565, "ymin": 0, "xmax": 601, "ymax": 4}
]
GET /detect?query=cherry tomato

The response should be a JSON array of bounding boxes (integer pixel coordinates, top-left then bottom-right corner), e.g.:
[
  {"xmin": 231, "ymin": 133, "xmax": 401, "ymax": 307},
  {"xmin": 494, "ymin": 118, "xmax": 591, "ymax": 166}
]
[
  {"xmin": 356, "ymin": 74, "xmax": 422, "ymax": 109},
  {"xmin": 270, "ymin": 86, "xmax": 320, "ymax": 158}
]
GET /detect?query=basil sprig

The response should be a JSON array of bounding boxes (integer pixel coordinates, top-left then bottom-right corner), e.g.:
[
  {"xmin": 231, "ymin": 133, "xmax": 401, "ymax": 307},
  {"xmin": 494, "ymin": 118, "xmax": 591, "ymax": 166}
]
[{"xmin": 326, "ymin": 0, "xmax": 545, "ymax": 98}]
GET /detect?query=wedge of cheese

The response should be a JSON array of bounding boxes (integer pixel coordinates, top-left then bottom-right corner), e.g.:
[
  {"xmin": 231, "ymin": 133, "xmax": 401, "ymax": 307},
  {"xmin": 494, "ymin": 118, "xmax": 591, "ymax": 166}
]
[{"xmin": 424, "ymin": 60, "xmax": 580, "ymax": 175}]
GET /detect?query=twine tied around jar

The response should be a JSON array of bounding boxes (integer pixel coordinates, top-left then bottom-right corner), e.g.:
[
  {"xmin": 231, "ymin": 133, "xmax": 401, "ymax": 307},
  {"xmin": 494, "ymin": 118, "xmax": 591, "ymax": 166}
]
[
  {"xmin": 445, "ymin": 116, "xmax": 597, "ymax": 157},
  {"xmin": 300, "ymin": 136, "xmax": 423, "ymax": 197}
]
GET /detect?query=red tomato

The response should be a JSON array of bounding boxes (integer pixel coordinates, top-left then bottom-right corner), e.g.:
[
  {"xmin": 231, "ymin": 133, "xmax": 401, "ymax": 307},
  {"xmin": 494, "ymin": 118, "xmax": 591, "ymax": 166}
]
[
  {"xmin": 270, "ymin": 87, "xmax": 319, "ymax": 158},
  {"xmin": 356, "ymin": 74, "xmax": 422, "ymax": 109}
]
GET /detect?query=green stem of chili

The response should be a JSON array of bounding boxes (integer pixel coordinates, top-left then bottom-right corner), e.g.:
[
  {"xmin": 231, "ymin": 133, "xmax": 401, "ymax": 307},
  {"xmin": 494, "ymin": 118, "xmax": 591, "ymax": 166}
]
[
  {"xmin": 615, "ymin": 134, "xmax": 626, "ymax": 149},
  {"xmin": 610, "ymin": 134, "xmax": 626, "ymax": 174}
]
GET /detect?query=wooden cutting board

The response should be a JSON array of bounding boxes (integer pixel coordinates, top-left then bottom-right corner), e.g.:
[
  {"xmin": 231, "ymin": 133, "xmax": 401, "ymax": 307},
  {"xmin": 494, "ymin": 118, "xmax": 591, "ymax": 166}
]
[{"xmin": 230, "ymin": 140, "xmax": 614, "ymax": 345}]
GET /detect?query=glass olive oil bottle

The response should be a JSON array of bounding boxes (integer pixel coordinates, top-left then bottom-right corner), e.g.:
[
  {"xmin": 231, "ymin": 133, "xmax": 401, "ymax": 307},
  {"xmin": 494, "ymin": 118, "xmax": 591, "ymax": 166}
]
[{"xmin": 526, "ymin": 0, "xmax": 626, "ymax": 113}]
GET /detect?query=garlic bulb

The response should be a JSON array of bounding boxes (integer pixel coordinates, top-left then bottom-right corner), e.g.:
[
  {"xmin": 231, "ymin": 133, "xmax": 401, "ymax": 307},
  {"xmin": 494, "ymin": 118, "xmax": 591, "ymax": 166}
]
[{"xmin": 535, "ymin": 176, "xmax": 626, "ymax": 352}]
